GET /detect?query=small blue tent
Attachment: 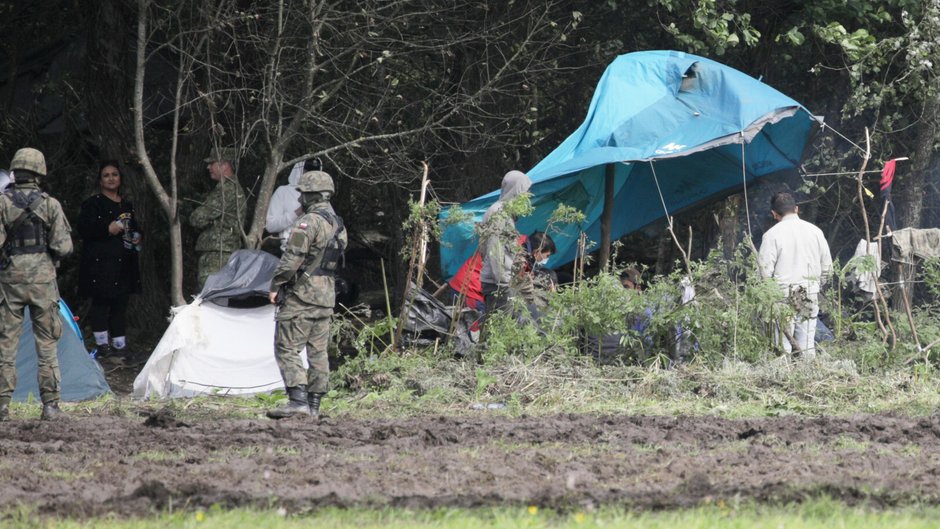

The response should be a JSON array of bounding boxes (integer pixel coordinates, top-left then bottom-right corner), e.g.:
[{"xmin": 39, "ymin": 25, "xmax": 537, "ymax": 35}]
[
  {"xmin": 440, "ymin": 50, "xmax": 820, "ymax": 277},
  {"xmin": 14, "ymin": 302, "xmax": 111, "ymax": 402}
]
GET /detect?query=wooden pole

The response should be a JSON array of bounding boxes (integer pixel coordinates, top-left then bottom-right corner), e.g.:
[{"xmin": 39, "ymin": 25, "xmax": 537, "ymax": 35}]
[{"xmin": 598, "ymin": 163, "xmax": 616, "ymax": 270}]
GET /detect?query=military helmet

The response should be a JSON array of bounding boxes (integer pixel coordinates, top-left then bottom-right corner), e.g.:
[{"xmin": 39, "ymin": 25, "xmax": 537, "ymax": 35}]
[
  {"xmin": 204, "ymin": 147, "xmax": 238, "ymax": 164},
  {"xmin": 10, "ymin": 148, "xmax": 47, "ymax": 177},
  {"xmin": 297, "ymin": 170, "xmax": 334, "ymax": 193}
]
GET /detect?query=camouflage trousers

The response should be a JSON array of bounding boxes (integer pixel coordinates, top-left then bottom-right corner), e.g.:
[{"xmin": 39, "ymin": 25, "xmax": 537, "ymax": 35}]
[
  {"xmin": 274, "ymin": 309, "xmax": 332, "ymax": 393},
  {"xmin": 196, "ymin": 251, "xmax": 234, "ymax": 289},
  {"xmin": 0, "ymin": 282, "xmax": 63, "ymax": 406}
]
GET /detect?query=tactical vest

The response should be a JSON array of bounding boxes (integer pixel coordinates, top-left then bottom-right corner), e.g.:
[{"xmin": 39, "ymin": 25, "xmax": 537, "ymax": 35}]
[
  {"xmin": 4, "ymin": 190, "xmax": 48, "ymax": 255},
  {"xmin": 306, "ymin": 209, "xmax": 346, "ymax": 276}
]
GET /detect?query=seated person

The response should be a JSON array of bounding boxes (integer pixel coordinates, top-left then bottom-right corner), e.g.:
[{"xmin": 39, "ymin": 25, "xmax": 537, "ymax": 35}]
[
  {"xmin": 512, "ymin": 231, "xmax": 557, "ymax": 310},
  {"xmin": 622, "ymin": 268, "xmax": 696, "ymax": 364},
  {"xmin": 621, "ymin": 267, "xmax": 654, "ymax": 355},
  {"xmin": 587, "ymin": 267, "xmax": 651, "ymax": 363}
]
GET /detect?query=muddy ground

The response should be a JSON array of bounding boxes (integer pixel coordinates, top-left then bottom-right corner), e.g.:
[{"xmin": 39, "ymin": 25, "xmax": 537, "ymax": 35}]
[{"xmin": 3, "ymin": 405, "xmax": 940, "ymax": 517}]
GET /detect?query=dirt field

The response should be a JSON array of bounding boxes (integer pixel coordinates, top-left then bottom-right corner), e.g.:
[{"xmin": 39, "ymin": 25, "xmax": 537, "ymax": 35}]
[{"xmin": 3, "ymin": 409, "xmax": 940, "ymax": 517}]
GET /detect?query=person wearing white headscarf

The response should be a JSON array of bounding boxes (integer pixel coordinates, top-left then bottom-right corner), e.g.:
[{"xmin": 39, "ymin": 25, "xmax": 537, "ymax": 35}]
[
  {"xmin": 479, "ymin": 170, "xmax": 531, "ymax": 309},
  {"xmin": 266, "ymin": 160, "xmax": 310, "ymax": 251}
]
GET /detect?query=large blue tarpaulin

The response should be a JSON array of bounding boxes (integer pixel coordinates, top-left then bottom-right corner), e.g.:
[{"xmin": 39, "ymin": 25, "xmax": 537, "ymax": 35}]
[{"xmin": 440, "ymin": 50, "xmax": 819, "ymax": 278}]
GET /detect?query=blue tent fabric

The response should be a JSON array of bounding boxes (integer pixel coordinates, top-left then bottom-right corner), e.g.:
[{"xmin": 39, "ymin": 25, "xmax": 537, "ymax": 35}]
[
  {"xmin": 440, "ymin": 50, "xmax": 820, "ymax": 278},
  {"xmin": 14, "ymin": 305, "xmax": 110, "ymax": 402}
]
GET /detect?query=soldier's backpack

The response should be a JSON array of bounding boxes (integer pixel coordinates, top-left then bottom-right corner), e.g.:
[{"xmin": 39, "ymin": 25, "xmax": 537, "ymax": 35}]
[
  {"xmin": 0, "ymin": 190, "xmax": 48, "ymax": 268},
  {"xmin": 309, "ymin": 209, "xmax": 346, "ymax": 275}
]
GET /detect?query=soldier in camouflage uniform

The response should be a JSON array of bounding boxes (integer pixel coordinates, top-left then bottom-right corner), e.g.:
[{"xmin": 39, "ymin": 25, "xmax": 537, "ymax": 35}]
[
  {"xmin": 189, "ymin": 147, "xmax": 248, "ymax": 288},
  {"xmin": 0, "ymin": 148, "xmax": 73, "ymax": 421},
  {"xmin": 267, "ymin": 170, "xmax": 346, "ymax": 419}
]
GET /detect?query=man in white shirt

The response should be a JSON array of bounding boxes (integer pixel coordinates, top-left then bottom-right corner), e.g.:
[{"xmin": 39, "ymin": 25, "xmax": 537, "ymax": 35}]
[
  {"xmin": 266, "ymin": 159, "xmax": 321, "ymax": 253},
  {"xmin": 758, "ymin": 192, "xmax": 832, "ymax": 358}
]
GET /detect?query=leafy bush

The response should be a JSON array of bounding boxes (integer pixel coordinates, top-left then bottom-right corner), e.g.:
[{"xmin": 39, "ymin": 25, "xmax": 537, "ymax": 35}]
[{"xmin": 330, "ymin": 242, "xmax": 940, "ymax": 415}]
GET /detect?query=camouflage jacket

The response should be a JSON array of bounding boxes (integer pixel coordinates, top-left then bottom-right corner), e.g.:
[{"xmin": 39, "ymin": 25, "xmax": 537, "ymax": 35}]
[
  {"xmin": 512, "ymin": 265, "xmax": 558, "ymax": 309},
  {"xmin": 479, "ymin": 208, "xmax": 523, "ymax": 287},
  {"xmin": 0, "ymin": 183, "xmax": 73, "ymax": 284},
  {"xmin": 271, "ymin": 202, "xmax": 347, "ymax": 314},
  {"xmin": 189, "ymin": 177, "xmax": 248, "ymax": 253}
]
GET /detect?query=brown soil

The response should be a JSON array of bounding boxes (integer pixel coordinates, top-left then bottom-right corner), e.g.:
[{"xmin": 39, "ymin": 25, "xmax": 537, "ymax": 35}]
[{"xmin": 2, "ymin": 409, "xmax": 940, "ymax": 517}]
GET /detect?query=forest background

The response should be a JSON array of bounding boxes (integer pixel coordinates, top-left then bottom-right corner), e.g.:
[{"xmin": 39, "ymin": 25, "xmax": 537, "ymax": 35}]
[{"xmin": 0, "ymin": 0, "xmax": 938, "ymax": 340}]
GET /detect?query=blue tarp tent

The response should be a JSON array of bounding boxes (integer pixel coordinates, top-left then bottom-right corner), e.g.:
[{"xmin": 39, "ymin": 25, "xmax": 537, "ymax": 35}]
[
  {"xmin": 13, "ymin": 302, "xmax": 111, "ymax": 402},
  {"xmin": 440, "ymin": 50, "xmax": 820, "ymax": 277}
]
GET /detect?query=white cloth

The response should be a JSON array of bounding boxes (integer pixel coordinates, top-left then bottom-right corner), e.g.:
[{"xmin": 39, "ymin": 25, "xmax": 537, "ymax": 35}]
[
  {"xmin": 850, "ymin": 238, "xmax": 880, "ymax": 296},
  {"xmin": 265, "ymin": 161, "xmax": 304, "ymax": 249},
  {"xmin": 758, "ymin": 214, "xmax": 832, "ymax": 295}
]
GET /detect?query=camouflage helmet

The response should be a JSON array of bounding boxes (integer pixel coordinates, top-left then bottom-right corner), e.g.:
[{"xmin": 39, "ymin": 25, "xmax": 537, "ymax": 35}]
[
  {"xmin": 297, "ymin": 170, "xmax": 334, "ymax": 193},
  {"xmin": 10, "ymin": 148, "xmax": 47, "ymax": 177}
]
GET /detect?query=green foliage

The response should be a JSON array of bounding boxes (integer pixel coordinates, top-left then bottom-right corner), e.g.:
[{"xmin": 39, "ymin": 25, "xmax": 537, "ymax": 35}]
[
  {"xmin": 401, "ymin": 198, "xmax": 443, "ymax": 262},
  {"xmin": 473, "ymin": 368, "xmax": 497, "ymax": 397},
  {"xmin": 480, "ymin": 301, "xmax": 574, "ymax": 364},
  {"xmin": 499, "ymin": 193, "xmax": 534, "ymax": 220},
  {"xmin": 547, "ymin": 204, "xmax": 586, "ymax": 228},
  {"xmin": 655, "ymin": 0, "xmax": 761, "ymax": 55},
  {"xmin": 352, "ymin": 316, "xmax": 398, "ymax": 356},
  {"xmin": 402, "ymin": 199, "xmax": 442, "ymax": 235},
  {"xmin": 922, "ymin": 258, "xmax": 940, "ymax": 299},
  {"xmin": 440, "ymin": 205, "xmax": 473, "ymax": 228},
  {"xmin": 545, "ymin": 245, "xmax": 789, "ymax": 365}
]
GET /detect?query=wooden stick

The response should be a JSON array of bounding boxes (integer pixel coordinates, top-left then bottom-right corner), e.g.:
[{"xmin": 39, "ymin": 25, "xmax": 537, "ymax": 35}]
[
  {"xmin": 394, "ymin": 162, "xmax": 431, "ymax": 349},
  {"xmin": 854, "ymin": 128, "xmax": 889, "ymax": 343},
  {"xmin": 876, "ymin": 199, "xmax": 916, "ymax": 350}
]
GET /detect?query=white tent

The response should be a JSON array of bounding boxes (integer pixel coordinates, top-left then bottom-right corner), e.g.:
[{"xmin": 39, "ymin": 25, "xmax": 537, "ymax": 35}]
[{"xmin": 133, "ymin": 250, "xmax": 305, "ymax": 399}]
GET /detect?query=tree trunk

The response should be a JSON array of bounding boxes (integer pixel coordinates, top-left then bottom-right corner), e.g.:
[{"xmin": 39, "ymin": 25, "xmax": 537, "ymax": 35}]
[
  {"xmin": 598, "ymin": 163, "xmax": 615, "ymax": 269},
  {"xmin": 895, "ymin": 96, "xmax": 938, "ymax": 230},
  {"xmin": 719, "ymin": 194, "xmax": 741, "ymax": 260},
  {"xmin": 655, "ymin": 231, "xmax": 672, "ymax": 275},
  {"xmin": 133, "ymin": 0, "xmax": 185, "ymax": 306},
  {"xmin": 82, "ymin": 0, "xmax": 172, "ymax": 319}
]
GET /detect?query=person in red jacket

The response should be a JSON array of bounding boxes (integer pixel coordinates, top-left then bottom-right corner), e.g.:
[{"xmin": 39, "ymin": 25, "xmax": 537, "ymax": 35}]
[{"xmin": 449, "ymin": 234, "xmax": 526, "ymax": 312}]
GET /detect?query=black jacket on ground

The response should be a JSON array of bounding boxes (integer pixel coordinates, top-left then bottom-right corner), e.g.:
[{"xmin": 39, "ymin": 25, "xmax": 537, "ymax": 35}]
[{"xmin": 77, "ymin": 194, "xmax": 141, "ymax": 299}]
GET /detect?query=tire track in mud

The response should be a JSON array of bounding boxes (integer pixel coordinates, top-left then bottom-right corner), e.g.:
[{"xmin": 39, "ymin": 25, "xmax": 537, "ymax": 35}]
[{"xmin": 2, "ymin": 413, "xmax": 939, "ymax": 517}]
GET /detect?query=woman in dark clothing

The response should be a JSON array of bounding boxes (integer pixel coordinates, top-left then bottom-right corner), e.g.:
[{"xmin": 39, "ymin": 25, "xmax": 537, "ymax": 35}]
[{"xmin": 77, "ymin": 161, "xmax": 142, "ymax": 359}]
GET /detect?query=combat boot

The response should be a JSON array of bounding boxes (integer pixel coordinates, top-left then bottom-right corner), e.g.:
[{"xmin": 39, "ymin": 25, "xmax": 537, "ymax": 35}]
[
  {"xmin": 40, "ymin": 401, "xmax": 66, "ymax": 421},
  {"xmin": 266, "ymin": 386, "xmax": 311, "ymax": 419},
  {"xmin": 0, "ymin": 403, "xmax": 9, "ymax": 422},
  {"xmin": 307, "ymin": 392, "xmax": 326, "ymax": 418}
]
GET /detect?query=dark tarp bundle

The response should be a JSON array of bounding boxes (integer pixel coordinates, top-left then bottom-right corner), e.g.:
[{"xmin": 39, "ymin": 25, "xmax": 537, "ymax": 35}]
[
  {"xmin": 401, "ymin": 283, "xmax": 478, "ymax": 353},
  {"xmin": 198, "ymin": 249, "xmax": 280, "ymax": 305}
]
